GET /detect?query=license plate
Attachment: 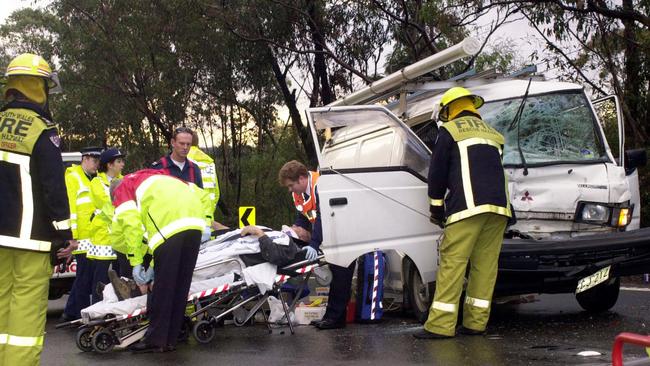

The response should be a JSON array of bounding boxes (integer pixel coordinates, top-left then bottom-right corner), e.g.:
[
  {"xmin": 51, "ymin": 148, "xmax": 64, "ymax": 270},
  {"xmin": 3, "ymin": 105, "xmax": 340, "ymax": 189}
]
[{"xmin": 576, "ymin": 265, "xmax": 611, "ymax": 294}]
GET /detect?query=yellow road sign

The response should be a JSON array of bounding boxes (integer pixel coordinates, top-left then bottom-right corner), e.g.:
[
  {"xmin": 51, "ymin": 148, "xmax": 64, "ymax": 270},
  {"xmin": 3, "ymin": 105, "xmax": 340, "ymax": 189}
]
[{"xmin": 238, "ymin": 206, "xmax": 256, "ymax": 228}]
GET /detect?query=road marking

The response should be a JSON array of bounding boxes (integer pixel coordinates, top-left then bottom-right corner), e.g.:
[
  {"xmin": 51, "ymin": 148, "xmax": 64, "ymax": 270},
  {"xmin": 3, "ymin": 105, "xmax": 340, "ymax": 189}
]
[{"xmin": 621, "ymin": 286, "xmax": 650, "ymax": 292}]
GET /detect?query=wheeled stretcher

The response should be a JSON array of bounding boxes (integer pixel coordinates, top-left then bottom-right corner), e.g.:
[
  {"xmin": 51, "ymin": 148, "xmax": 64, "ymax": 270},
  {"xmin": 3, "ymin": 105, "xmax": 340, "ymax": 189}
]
[{"xmin": 57, "ymin": 229, "xmax": 324, "ymax": 353}]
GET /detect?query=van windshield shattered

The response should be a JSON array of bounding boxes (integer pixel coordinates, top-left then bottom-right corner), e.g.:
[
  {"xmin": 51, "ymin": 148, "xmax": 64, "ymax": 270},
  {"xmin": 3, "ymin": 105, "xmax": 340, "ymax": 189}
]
[{"xmin": 479, "ymin": 91, "xmax": 607, "ymax": 165}]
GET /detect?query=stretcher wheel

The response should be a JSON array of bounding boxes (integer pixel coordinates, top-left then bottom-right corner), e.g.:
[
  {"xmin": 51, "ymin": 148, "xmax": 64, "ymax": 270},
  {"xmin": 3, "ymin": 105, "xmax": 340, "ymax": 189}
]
[
  {"xmin": 92, "ymin": 329, "xmax": 116, "ymax": 353},
  {"xmin": 192, "ymin": 320, "xmax": 215, "ymax": 344},
  {"xmin": 233, "ymin": 308, "xmax": 252, "ymax": 327},
  {"xmin": 75, "ymin": 328, "xmax": 94, "ymax": 352}
]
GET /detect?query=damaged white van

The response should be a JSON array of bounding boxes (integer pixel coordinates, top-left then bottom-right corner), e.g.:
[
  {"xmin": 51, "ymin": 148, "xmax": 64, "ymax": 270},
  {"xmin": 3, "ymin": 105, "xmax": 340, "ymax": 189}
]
[{"xmin": 307, "ymin": 41, "xmax": 650, "ymax": 322}]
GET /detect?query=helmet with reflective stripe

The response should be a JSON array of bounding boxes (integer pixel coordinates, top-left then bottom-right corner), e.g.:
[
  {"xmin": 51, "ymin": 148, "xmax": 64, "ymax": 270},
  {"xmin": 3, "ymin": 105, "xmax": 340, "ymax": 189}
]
[
  {"xmin": 436, "ymin": 86, "xmax": 484, "ymax": 122},
  {"xmin": 4, "ymin": 53, "xmax": 57, "ymax": 88}
]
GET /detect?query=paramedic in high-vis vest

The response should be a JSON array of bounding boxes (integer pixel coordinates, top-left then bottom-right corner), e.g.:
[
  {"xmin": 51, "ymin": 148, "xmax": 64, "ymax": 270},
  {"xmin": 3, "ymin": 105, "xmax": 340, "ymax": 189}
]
[
  {"xmin": 0, "ymin": 53, "xmax": 74, "ymax": 366},
  {"xmin": 413, "ymin": 87, "xmax": 512, "ymax": 339},
  {"xmin": 111, "ymin": 170, "xmax": 213, "ymax": 353},
  {"xmin": 279, "ymin": 160, "xmax": 351, "ymax": 330},
  {"xmin": 61, "ymin": 146, "xmax": 103, "ymax": 318}
]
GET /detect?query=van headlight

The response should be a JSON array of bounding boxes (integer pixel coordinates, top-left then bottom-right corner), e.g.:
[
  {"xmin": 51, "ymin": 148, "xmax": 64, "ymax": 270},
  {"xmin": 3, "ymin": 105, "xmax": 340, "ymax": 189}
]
[{"xmin": 575, "ymin": 201, "xmax": 633, "ymax": 228}]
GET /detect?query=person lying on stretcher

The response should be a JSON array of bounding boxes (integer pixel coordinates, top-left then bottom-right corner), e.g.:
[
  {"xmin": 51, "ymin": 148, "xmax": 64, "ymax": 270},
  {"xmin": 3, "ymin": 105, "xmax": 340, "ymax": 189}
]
[{"xmin": 103, "ymin": 225, "xmax": 315, "ymax": 301}]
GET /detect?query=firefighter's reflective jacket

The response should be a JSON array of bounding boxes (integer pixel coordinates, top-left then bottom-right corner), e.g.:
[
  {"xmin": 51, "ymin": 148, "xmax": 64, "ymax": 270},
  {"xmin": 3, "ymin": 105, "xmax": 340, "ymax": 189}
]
[{"xmin": 0, "ymin": 101, "xmax": 72, "ymax": 251}]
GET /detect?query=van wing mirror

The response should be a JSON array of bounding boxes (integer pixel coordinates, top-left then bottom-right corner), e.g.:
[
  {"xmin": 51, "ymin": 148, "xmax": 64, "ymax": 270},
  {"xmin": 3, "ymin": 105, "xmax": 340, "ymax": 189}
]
[{"xmin": 624, "ymin": 148, "xmax": 647, "ymax": 174}]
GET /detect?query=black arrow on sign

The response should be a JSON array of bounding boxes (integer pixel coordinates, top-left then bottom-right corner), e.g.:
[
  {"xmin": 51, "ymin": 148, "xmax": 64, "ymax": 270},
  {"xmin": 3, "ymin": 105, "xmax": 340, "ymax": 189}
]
[{"xmin": 241, "ymin": 208, "xmax": 253, "ymax": 226}]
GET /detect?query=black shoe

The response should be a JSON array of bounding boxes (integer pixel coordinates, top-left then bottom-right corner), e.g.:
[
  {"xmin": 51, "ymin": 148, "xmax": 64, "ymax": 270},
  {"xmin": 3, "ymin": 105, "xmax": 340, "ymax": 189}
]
[
  {"xmin": 458, "ymin": 326, "xmax": 485, "ymax": 336},
  {"xmin": 412, "ymin": 329, "xmax": 454, "ymax": 339},
  {"xmin": 58, "ymin": 313, "xmax": 77, "ymax": 323},
  {"xmin": 316, "ymin": 319, "xmax": 345, "ymax": 330},
  {"xmin": 129, "ymin": 341, "xmax": 166, "ymax": 354},
  {"xmin": 310, "ymin": 319, "xmax": 324, "ymax": 326}
]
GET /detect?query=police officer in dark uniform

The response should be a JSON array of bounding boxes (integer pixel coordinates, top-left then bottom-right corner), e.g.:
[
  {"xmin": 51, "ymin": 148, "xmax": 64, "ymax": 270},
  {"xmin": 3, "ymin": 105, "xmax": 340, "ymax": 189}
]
[{"xmin": 0, "ymin": 53, "xmax": 74, "ymax": 365}]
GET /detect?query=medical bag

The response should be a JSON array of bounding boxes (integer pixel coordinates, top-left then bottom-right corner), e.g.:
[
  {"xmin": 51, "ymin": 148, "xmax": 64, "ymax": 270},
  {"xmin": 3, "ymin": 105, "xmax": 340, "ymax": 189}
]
[{"xmin": 355, "ymin": 251, "xmax": 385, "ymax": 322}]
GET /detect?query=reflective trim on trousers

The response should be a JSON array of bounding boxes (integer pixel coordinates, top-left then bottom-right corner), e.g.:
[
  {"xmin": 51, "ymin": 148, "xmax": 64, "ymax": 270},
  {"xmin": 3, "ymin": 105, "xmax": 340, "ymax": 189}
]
[
  {"xmin": 432, "ymin": 301, "xmax": 456, "ymax": 313},
  {"xmin": 465, "ymin": 296, "xmax": 490, "ymax": 309},
  {"xmin": 0, "ymin": 333, "xmax": 44, "ymax": 347}
]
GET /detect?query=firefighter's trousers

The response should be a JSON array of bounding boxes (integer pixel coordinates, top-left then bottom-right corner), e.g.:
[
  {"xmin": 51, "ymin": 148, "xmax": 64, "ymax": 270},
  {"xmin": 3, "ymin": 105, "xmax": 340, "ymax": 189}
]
[
  {"xmin": 0, "ymin": 247, "xmax": 52, "ymax": 366},
  {"xmin": 424, "ymin": 213, "xmax": 507, "ymax": 336}
]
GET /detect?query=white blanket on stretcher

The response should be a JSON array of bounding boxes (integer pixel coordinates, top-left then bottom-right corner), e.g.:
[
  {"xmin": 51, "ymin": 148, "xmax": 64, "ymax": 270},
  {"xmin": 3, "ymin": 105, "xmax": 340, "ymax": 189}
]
[{"xmin": 80, "ymin": 227, "xmax": 294, "ymax": 321}]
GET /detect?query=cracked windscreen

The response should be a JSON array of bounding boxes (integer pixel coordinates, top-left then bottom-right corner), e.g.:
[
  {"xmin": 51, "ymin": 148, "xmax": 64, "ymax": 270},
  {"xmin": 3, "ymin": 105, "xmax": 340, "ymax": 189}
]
[{"xmin": 479, "ymin": 91, "xmax": 607, "ymax": 165}]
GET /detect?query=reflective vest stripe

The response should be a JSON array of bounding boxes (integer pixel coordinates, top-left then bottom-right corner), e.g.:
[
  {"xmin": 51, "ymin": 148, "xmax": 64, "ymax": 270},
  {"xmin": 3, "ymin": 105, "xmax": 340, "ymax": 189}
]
[
  {"xmin": 465, "ymin": 296, "xmax": 490, "ymax": 309},
  {"xmin": 430, "ymin": 198, "xmax": 444, "ymax": 206},
  {"xmin": 135, "ymin": 175, "xmax": 167, "ymax": 203},
  {"xmin": 0, "ymin": 333, "xmax": 44, "ymax": 347},
  {"xmin": 0, "ymin": 151, "xmax": 40, "ymax": 247},
  {"xmin": 114, "ymin": 200, "xmax": 137, "ymax": 217},
  {"xmin": 0, "ymin": 235, "xmax": 50, "ymax": 252},
  {"xmin": 432, "ymin": 301, "xmax": 456, "ymax": 313},
  {"xmin": 76, "ymin": 197, "xmax": 92, "ymax": 205},
  {"xmin": 147, "ymin": 217, "xmax": 206, "ymax": 250}
]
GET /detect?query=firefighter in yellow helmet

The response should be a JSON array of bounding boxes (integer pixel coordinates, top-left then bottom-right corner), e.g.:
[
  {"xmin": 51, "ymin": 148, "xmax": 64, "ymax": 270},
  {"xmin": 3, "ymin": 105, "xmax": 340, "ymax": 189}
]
[
  {"xmin": 413, "ymin": 87, "xmax": 513, "ymax": 339},
  {"xmin": 0, "ymin": 53, "xmax": 74, "ymax": 365}
]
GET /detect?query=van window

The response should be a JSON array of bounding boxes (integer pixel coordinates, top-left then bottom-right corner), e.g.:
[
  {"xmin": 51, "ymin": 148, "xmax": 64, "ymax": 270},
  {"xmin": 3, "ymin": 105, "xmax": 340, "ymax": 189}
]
[
  {"xmin": 480, "ymin": 91, "xmax": 607, "ymax": 165},
  {"xmin": 312, "ymin": 107, "xmax": 430, "ymax": 177}
]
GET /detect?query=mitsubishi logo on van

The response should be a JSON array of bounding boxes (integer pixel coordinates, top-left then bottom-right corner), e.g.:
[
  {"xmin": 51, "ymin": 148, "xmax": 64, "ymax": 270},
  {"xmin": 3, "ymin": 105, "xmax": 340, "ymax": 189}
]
[{"xmin": 521, "ymin": 191, "xmax": 533, "ymax": 201}]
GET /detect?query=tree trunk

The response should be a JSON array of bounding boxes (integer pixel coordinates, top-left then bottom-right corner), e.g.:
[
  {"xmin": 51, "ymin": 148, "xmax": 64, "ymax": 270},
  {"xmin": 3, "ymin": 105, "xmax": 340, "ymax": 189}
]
[{"xmin": 269, "ymin": 47, "xmax": 318, "ymax": 166}]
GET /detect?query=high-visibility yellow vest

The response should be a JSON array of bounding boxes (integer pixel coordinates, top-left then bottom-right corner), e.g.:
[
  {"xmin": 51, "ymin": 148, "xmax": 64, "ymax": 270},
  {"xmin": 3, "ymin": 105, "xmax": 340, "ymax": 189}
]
[
  {"xmin": 65, "ymin": 164, "xmax": 95, "ymax": 252},
  {"xmin": 88, "ymin": 172, "xmax": 122, "ymax": 259},
  {"xmin": 188, "ymin": 146, "xmax": 220, "ymax": 211}
]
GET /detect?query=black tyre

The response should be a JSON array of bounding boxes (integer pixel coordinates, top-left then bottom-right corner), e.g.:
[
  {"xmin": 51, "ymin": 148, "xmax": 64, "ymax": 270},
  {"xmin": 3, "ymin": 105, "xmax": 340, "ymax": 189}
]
[
  {"xmin": 576, "ymin": 277, "xmax": 620, "ymax": 312},
  {"xmin": 407, "ymin": 265, "xmax": 435, "ymax": 324},
  {"xmin": 75, "ymin": 328, "xmax": 94, "ymax": 352},
  {"xmin": 91, "ymin": 329, "xmax": 116, "ymax": 354},
  {"xmin": 192, "ymin": 320, "xmax": 215, "ymax": 344}
]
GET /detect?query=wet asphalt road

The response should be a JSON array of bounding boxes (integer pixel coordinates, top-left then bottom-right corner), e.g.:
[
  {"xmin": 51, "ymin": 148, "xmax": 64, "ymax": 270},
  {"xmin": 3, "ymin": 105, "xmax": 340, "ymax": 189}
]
[{"xmin": 42, "ymin": 288, "xmax": 650, "ymax": 366}]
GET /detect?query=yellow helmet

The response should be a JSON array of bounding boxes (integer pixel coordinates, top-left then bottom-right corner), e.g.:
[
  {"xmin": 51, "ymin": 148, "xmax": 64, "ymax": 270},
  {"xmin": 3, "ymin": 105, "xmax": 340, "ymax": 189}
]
[
  {"xmin": 4, "ymin": 53, "xmax": 57, "ymax": 88},
  {"xmin": 436, "ymin": 86, "xmax": 484, "ymax": 122}
]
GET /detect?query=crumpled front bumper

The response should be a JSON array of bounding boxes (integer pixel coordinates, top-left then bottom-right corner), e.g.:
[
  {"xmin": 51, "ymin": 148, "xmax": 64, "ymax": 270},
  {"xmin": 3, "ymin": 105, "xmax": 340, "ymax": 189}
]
[{"xmin": 495, "ymin": 228, "xmax": 650, "ymax": 296}]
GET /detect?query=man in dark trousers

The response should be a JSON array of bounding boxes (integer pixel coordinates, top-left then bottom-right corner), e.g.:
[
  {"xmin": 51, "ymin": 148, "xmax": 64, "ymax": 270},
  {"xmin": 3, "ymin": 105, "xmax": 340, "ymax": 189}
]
[
  {"xmin": 152, "ymin": 126, "xmax": 202, "ymax": 187},
  {"xmin": 413, "ymin": 87, "xmax": 512, "ymax": 339},
  {"xmin": 111, "ymin": 170, "xmax": 213, "ymax": 352},
  {"xmin": 278, "ymin": 160, "xmax": 353, "ymax": 330}
]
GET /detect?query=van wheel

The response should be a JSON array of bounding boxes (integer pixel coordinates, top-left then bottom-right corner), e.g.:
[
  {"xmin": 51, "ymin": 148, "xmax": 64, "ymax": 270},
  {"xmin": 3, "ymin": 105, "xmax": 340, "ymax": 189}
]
[
  {"xmin": 408, "ymin": 265, "xmax": 434, "ymax": 324},
  {"xmin": 576, "ymin": 277, "xmax": 620, "ymax": 312}
]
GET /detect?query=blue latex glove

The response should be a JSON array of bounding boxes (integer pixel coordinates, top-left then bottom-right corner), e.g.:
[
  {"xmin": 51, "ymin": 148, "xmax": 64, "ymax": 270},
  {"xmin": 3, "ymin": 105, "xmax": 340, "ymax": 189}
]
[
  {"xmin": 201, "ymin": 226, "xmax": 212, "ymax": 242},
  {"xmin": 144, "ymin": 267, "xmax": 155, "ymax": 283},
  {"xmin": 133, "ymin": 264, "xmax": 147, "ymax": 285},
  {"xmin": 302, "ymin": 246, "xmax": 318, "ymax": 261}
]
